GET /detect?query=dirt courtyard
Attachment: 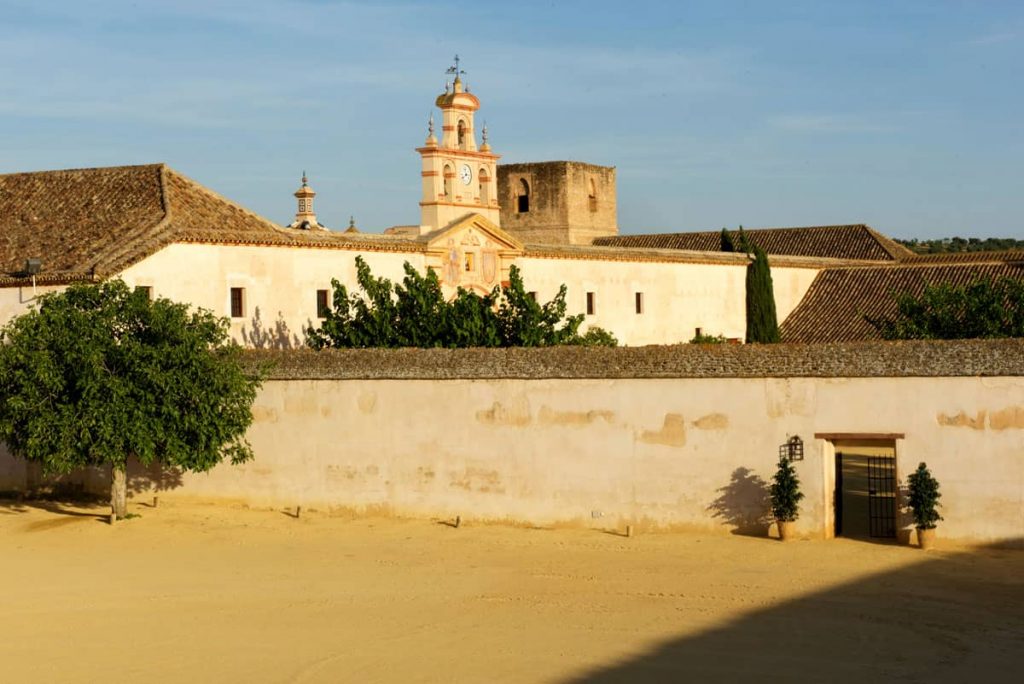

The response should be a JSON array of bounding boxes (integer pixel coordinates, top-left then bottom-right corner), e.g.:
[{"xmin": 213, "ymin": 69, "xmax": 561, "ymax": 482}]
[{"xmin": 1, "ymin": 499, "xmax": 1022, "ymax": 683}]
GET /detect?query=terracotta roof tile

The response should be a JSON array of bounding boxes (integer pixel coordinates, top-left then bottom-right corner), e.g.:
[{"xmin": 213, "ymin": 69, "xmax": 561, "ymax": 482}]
[
  {"xmin": 780, "ymin": 263, "xmax": 1024, "ymax": 343},
  {"xmin": 0, "ymin": 164, "xmax": 423, "ymax": 284},
  {"xmin": 595, "ymin": 224, "xmax": 914, "ymax": 261}
]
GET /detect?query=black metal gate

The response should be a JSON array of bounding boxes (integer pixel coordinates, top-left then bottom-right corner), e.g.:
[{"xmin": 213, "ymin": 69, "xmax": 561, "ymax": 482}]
[{"xmin": 867, "ymin": 456, "xmax": 897, "ymax": 538}]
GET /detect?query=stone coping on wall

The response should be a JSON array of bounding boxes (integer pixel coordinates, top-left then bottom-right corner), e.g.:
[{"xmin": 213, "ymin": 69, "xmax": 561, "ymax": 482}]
[{"xmin": 243, "ymin": 339, "xmax": 1024, "ymax": 380}]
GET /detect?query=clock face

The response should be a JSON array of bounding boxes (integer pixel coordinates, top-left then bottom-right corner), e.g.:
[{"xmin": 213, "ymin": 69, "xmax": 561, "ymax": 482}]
[{"xmin": 459, "ymin": 164, "xmax": 473, "ymax": 185}]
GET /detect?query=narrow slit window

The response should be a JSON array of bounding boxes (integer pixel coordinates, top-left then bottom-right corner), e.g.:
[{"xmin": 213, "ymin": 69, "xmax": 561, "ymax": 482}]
[
  {"xmin": 586, "ymin": 292, "xmax": 596, "ymax": 316},
  {"xmin": 230, "ymin": 287, "xmax": 245, "ymax": 318},
  {"xmin": 316, "ymin": 289, "xmax": 329, "ymax": 318},
  {"xmin": 464, "ymin": 252, "xmax": 475, "ymax": 272},
  {"xmin": 635, "ymin": 292, "xmax": 644, "ymax": 314}
]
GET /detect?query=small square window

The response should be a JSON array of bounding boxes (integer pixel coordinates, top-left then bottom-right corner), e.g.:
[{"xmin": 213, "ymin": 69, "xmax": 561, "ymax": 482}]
[
  {"xmin": 135, "ymin": 285, "xmax": 153, "ymax": 301},
  {"xmin": 695, "ymin": 327, "xmax": 703, "ymax": 338},
  {"xmin": 316, "ymin": 289, "xmax": 329, "ymax": 318},
  {"xmin": 586, "ymin": 292, "xmax": 596, "ymax": 316},
  {"xmin": 230, "ymin": 287, "xmax": 245, "ymax": 318},
  {"xmin": 527, "ymin": 291, "xmax": 538, "ymax": 302},
  {"xmin": 635, "ymin": 292, "xmax": 644, "ymax": 314}
]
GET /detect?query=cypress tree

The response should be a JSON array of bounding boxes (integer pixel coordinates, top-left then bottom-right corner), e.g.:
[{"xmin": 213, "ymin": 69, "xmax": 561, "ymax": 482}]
[
  {"xmin": 745, "ymin": 245, "xmax": 781, "ymax": 343},
  {"xmin": 720, "ymin": 228, "xmax": 736, "ymax": 252}
]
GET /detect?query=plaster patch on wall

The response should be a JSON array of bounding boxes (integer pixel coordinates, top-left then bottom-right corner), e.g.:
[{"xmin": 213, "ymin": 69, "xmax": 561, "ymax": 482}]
[
  {"xmin": 538, "ymin": 406, "xmax": 615, "ymax": 427},
  {"xmin": 693, "ymin": 413, "xmax": 729, "ymax": 430},
  {"xmin": 937, "ymin": 411, "xmax": 986, "ymax": 430},
  {"xmin": 764, "ymin": 379, "xmax": 816, "ymax": 418},
  {"xmin": 639, "ymin": 413, "xmax": 687, "ymax": 447},
  {"xmin": 450, "ymin": 466, "xmax": 505, "ymax": 494},
  {"xmin": 476, "ymin": 398, "xmax": 531, "ymax": 426},
  {"xmin": 989, "ymin": 406, "xmax": 1024, "ymax": 430},
  {"xmin": 284, "ymin": 394, "xmax": 318, "ymax": 416},
  {"xmin": 357, "ymin": 391, "xmax": 377, "ymax": 414},
  {"xmin": 251, "ymin": 406, "xmax": 279, "ymax": 423}
]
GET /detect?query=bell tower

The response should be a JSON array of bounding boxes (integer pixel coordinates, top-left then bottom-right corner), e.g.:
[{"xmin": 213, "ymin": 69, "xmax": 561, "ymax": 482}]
[{"xmin": 417, "ymin": 56, "xmax": 501, "ymax": 234}]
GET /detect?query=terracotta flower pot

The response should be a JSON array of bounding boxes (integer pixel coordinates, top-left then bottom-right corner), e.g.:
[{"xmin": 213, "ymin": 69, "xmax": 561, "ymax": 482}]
[
  {"xmin": 777, "ymin": 520, "xmax": 796, "ymax": 541},
  {"xmin": 917, "ymin": 527, "xmax": 936, "ymax": 550}
]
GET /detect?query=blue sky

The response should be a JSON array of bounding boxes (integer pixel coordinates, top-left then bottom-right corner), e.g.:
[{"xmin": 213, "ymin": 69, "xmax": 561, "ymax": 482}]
[{"xmin": 1, "ymin": 0, "xmax": 1021, "ymax": 239}]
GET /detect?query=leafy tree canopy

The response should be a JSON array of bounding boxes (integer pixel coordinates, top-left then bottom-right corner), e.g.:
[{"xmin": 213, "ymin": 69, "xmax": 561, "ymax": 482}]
[
  {"xmin": 306, "ymin": 257, "xmax": 617, "ymax": 349},
  {"xmin": 896, "ymin": 237, "xmax": 1024, "ymax": 254},
  {"xmin": 0, "ymin": 280, "xmax": 262, "ymax": 517},
  {"xmin": 867, "ymin": 277, "xmax": 1024, "ymax": 340}
]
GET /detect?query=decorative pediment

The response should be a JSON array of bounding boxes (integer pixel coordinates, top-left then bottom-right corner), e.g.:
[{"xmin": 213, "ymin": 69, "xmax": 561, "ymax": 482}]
[{"xmin": 424, "ymin": 213, "xmax": 524, "ymax": 254}]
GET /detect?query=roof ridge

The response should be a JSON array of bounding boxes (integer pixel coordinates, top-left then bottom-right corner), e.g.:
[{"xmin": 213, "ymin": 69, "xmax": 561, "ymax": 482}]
[
  {"xmin": 83, "ymin": 164, "xmax": 175, "ymax": 277},
  {"xmin": 0, "ymin": 162, "xmax": 166, "ymax": 179},
  {"xmin": 862, "ymin": 225, "xmax": 915, "ymax": 260},
  {"xmin": 163, "ymin": 165, "xmax": 301, "ymax": 236}
]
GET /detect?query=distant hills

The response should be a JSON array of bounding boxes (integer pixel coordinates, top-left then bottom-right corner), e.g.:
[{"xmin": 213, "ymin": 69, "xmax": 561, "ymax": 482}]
[{"xmin": 896, "ymin": 237, "xmax": 1024, "ymax": 254}]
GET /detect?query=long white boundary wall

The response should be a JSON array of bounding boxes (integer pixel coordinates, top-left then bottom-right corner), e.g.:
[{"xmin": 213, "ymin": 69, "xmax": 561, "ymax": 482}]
[{"xmin": 4, "ymin": 374, "xmax": 1022, "ymax": 544}]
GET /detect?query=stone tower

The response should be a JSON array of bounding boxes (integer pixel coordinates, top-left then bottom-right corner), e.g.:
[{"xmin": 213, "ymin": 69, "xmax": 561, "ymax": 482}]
[
  {"xmin": 417, "ymin": 58, "xmax": 501, "ymax": 234},
  {"xmin": 497, "ymin": 161, "xmax": 617, "ymax": 245}
]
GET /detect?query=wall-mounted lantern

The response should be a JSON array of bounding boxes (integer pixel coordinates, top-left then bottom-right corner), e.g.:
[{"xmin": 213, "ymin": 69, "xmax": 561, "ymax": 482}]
[
  {"xmin": 24, "ymin": 258, "xmax": 42, "ymax": 297},
  {"xmin": 779, "ymin": 435, "xmax": 804, "ymax": 462}
]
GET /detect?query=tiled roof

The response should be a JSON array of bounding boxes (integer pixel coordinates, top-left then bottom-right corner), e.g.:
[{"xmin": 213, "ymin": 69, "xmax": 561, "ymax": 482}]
[
  {"xmin": 0, "ymin": 164, "xmax": 421, "ymax": 283},
  {"xmin": 594, "ymin": 224, "xmax": 914, "ymax": 262},
  {"xmin": 780, "ymin": 262, "xmax": 1024, "ymax": 343},
  {"xmin": 900, "ymin": 250, "xmax": 1024, "ymax": 265}
]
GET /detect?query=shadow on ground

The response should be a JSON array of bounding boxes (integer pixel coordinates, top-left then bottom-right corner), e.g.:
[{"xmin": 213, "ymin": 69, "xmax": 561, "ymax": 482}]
[{"xmin": 563, "ymin": 540, "xmax": 1024, "ymax": 683}]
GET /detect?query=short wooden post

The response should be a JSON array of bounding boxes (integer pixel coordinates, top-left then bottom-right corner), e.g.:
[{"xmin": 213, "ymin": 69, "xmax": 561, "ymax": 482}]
[
  {"xmin": 454, "ymin": 515, "xmax": 461, "ymax": 529},
  {"xmin": 109, "ymin": 512, "xmax": 117, "ymax": 525},
  {"xmin": 626, "ymin": 525, "xmax": 634, "ymax": 538},
  {"xmin": 153, "ymin": 496, "xmax": 159, "ymax": 508},
  {"xmin": 295, "ymin": 506, "xmax": 302, "ymax": 519}
]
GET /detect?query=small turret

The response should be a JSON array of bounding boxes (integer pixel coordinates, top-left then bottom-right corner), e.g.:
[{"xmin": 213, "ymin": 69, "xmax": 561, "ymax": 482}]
[{"xmin": 288, "ymin": 172, "xmax": 326, "ymax": 231}]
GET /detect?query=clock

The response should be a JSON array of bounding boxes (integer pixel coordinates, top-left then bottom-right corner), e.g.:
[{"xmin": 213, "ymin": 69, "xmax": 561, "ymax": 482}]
[{"xmin": 459, "ymin": 164, "xmax": 473, "ymax": 185}]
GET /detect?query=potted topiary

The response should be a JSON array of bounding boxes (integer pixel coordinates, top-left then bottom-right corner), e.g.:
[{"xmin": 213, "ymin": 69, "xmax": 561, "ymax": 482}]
[
  {"xmin": 907, "ymin": 462, "xmax": 942, "ymax": 550},
  {"xmin": 770, "ymin": 455, "xmax": 804, "ymax": 541}
]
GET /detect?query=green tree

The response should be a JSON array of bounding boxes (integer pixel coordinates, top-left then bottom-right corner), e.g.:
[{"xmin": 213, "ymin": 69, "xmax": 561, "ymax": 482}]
[
  {"xmin": 906, "ymin": 462, "xmax": 942, "ymax": 530},
  {"xmin": 769, "ymin": 455, "xmax": 803, "ymax": 522},
  {"xmin": 867, "ymin": 277, "xmax": 1024, "ymax": 339},
  {"xmin": 0, "ymin": 280, "xmax": 262, "ymax": 519},
  {"xmin": 720, "ymin": 228, "xmax": 736, "ymax": 252},
  {"xmin": 307, "ymin": 256, "xmax": 617, "ymax": 348},
  {"xmin": 745, "ymin": 245, "xmax": 781, "ymax": 343}
]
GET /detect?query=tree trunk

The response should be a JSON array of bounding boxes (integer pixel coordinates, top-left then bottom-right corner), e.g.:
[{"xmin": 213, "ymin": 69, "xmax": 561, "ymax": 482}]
[{"xmin": 111, "ymin": 464, "xmax": 127, "ymax": 520}]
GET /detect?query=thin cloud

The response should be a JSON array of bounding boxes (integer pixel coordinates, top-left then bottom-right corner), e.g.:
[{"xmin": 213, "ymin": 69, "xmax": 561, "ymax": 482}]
[
  {"xmin": 965, "ymin": 31, "xmax": 1018, "ymax": 46},
  {"xmin": 769, "ymin": 114, "xmax": 896, "ymax": 134}
]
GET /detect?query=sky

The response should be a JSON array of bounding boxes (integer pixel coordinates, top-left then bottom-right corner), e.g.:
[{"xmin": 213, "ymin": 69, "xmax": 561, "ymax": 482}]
[{"xmin": 1, "ymin": 0, "xmax": 1021, "ymax": 239}]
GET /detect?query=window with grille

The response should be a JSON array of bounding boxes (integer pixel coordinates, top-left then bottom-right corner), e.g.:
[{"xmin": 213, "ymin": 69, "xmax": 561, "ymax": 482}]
[
  {"xmin": 230, "ymin": 287, "xmax": 245, "ymax": 318},
  {"xmin": 316, "ymin": 289, "xmax": 329, "ymax": 318}
]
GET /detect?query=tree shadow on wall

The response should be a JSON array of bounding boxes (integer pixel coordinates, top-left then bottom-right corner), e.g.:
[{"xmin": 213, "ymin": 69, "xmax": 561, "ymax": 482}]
[
  {"xmin": 243, "ymin": 307, "xmax": 303, "ymax": 349},
  {"xmin": 0, "ymin": 458, "xmax": 183, "ymax": 516},
  {"xmin": 707, "ymin": 467, "xmax": 771, "ymax": 537}
]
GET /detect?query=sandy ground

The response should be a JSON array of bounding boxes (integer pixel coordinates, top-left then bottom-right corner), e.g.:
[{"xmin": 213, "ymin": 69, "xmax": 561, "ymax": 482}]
[{"xmin": 1, "ymin": 499, "xmax": 1022, "ymax": 683}]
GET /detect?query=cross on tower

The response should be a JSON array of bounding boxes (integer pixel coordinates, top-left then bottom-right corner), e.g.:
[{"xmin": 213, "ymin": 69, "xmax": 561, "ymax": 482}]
[{"xmin": 446, "ymin": 54, "xmax": 465, "ymax": 81}]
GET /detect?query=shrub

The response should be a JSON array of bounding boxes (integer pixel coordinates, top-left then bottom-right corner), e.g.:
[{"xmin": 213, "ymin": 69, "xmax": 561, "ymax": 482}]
[
  {"xmin": 769, "ymin": 456, "xmax": 803, "ymax": 522},
  {"xmin": 907, "ymin": 462, "xmax": 943, "ymax": 530}
]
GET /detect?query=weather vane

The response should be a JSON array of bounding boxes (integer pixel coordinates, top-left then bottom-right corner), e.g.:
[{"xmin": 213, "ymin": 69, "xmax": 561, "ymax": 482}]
[{"xmin": 446, "ymin": 54, "xmax": 465, "ymax": 81}]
